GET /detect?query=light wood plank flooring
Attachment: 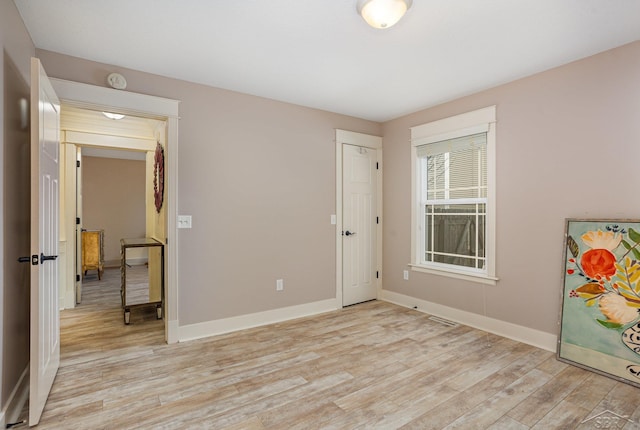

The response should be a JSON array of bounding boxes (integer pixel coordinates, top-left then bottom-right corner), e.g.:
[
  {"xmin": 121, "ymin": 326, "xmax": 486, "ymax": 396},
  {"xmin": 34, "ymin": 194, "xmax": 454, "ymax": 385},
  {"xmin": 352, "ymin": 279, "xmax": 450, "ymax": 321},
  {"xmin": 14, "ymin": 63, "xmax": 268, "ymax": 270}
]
[{"xmin": 24, "ymin": 268, "xmax": 640, "ymax": 429}]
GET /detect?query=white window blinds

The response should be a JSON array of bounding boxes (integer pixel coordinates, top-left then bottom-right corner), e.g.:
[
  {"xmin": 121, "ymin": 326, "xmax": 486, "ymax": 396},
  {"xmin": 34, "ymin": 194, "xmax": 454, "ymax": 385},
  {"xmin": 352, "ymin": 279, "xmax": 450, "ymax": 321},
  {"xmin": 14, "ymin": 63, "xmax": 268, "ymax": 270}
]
[{"xmin": 417, "ymin": 133, "xmax": 487, "ymax": 202}]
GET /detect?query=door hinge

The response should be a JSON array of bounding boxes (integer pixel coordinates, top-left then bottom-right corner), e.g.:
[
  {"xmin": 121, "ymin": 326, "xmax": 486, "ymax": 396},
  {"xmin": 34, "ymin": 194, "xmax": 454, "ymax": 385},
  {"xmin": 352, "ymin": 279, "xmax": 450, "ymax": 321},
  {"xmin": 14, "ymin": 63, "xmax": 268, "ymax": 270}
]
[
  {"xmin": 376, "ymin": 162, "xmax": 379, "ymax": 170},
  {"xmin": 76, "ymin": 160, "xmax": 80, "ymax": 168},
  {"xmin": 376, "ymin": 216, "xmax": 379, "ymax": 224},
  {"xmin": 76, "ymin": 217, "xmax": 80, "ymax": 225},
  {"xmin": 76, "ymin": 274, "xmax": 80, "ymax": 282},
  {"xmin": 376, "ymin": 271, "xmax": 379, "ymax": 279}
]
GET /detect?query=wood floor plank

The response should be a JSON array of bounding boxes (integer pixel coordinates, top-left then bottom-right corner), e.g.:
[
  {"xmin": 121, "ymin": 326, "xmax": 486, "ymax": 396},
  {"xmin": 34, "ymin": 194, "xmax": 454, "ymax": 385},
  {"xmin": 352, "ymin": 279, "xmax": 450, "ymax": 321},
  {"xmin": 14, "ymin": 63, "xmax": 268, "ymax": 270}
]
[
  {"xmin": 22, "ymin": 268, "xmax": 640, "ymax": 429},
  {"xmin": 559, "ymin": 372, "xmax": 617, "ymax": 411},
  {"xmin": 507, "ymin": 365, "xmax": 590, "ymax": 426},
  {"xmin": 486, "ymin": 416, "xmax": 529, "ymax": 430},
  {"xmin": 529, "ymin": 400, "xmax": 589, "ymax": 430}
]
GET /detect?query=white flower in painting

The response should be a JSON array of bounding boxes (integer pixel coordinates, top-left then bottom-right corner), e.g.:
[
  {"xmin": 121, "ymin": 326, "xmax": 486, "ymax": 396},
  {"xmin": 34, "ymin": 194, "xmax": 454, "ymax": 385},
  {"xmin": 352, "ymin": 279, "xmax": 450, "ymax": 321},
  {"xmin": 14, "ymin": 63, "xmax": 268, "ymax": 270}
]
[
  {"xmin": 581, "ymin": 230, "xmax": 622, "ymax": 251},
  {"xmin": 599, "ymin": 293, "xmax": 639, "ymax": 325}
]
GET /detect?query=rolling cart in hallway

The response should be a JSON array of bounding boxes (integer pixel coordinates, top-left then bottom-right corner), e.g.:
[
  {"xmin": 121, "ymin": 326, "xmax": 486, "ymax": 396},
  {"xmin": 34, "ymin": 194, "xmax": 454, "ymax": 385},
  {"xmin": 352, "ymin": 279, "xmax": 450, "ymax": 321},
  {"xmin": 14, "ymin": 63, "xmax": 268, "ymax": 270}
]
[{"xmin": 120, "ymin": 237, "xmax": 164, "ymax": 325}]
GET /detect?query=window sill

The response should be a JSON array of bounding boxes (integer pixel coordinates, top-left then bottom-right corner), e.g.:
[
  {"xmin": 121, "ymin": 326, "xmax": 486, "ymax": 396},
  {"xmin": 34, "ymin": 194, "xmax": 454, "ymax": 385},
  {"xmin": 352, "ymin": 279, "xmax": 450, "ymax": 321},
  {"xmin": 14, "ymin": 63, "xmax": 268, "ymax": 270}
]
[{"xmin": 409, "ymin": 264, "xmax": 498, "ymax": 286}]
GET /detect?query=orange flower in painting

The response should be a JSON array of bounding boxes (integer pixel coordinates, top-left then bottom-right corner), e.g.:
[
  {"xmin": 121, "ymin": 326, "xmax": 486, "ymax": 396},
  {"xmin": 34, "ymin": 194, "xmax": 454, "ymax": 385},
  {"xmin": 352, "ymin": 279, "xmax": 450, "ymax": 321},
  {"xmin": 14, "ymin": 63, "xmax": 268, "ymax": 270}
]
[{"xmin": 581, "ymin": 248, "xmax": 617, "ymax": 279}]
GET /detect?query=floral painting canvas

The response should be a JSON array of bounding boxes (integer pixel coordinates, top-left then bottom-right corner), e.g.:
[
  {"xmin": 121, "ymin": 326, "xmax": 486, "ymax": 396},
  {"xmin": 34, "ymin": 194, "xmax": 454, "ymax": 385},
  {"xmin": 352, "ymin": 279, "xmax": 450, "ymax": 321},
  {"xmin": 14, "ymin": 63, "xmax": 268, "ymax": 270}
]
[{"xmin": 558, "ymin": 219, "xmax": 640, "ymax": 387}]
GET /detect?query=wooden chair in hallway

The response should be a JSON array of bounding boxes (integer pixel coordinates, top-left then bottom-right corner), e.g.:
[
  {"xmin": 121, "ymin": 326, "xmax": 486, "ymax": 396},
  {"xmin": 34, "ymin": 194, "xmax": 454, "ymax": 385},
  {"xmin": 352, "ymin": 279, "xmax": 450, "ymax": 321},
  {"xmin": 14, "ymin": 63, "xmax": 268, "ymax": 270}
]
[{"xmin": 82, "ymin": 229, "xmax": 104, "ymax": 280}]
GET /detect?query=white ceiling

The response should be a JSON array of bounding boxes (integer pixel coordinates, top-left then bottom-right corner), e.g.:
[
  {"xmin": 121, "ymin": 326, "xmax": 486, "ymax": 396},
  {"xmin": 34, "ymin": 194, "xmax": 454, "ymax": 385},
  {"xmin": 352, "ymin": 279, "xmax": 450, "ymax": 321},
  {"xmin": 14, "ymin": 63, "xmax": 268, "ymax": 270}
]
[{"xmin": 14, "ymin": 0, "xmax": 640, "ymax": 122}]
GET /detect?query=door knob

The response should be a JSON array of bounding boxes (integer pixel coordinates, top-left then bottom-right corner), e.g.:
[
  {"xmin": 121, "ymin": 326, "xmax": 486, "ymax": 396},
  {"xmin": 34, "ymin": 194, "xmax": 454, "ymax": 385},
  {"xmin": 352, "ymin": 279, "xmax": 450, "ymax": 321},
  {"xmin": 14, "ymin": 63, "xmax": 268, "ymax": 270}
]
[
  {"xmin": 344, "ymin": 230, "xmax": 357, "ymax": 236},
  {"xmin": 18, "ymin": 255, "xmax": 38, "ymax": 265}
]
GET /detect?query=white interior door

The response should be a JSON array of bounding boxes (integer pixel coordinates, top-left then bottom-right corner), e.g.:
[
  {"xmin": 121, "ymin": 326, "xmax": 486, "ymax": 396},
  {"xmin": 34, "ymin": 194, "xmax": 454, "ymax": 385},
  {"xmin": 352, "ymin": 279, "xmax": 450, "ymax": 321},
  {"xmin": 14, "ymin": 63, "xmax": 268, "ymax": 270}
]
[
  {"xmin": 29, "ymin": 57, "xmax": 61, "ymax": 426},
  {"xmin": 342, "ymin": 144, "xmax": 378, "ymax": 306},
  {"xmin": 75, "ymin": 147, "xmax": 83, "ymax": 303}
]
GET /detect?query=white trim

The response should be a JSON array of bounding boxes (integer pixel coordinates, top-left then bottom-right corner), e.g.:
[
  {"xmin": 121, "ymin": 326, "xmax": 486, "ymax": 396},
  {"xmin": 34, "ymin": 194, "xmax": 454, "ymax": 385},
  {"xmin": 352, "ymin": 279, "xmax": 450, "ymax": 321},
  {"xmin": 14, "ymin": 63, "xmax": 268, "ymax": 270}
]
[
  {"xmin": 50, "ymin": 77, "xmax": 180, "ymax": 344},
  {"xmin": 64, "ymin": 130, "xmax": 155, "ymax": 151},
  {"xmin": 335, "ymin": 129, "xmax": 383, "ymax": 306},
  {"xmin": 381, "ymin": 289, "xmax": 556, "ymax": 352},
  {"xmin": 409, "ymin": 264, "xmax": 498, "ymax": 285},
  {"xmin": 410, "ymin": 106, "xmax": 495, "ymax": 141},
  {"xmin": 165, "ymin": 116, "xmax": 179, "ymax": 344},
  {"xmin": 0, "ymin": 365, "xmax": 29, "ymax": 428},
  {"xmin": 179, "ymin": 299, "xmax": 339, "ymax": 342},
  {"xmin": 50, "ymin": 78, "xmax": 179, "ymax": 118},
  {"xmin": 335, "ymin": 140, "xmax": 343, "ymax": 307},
  {"xmin": 411, "ymin": 124, "xmax": 489, "ymax": 147},
  {"xmin": 336, "ymin": 129, "xmax": 382, "ymax": 150}
]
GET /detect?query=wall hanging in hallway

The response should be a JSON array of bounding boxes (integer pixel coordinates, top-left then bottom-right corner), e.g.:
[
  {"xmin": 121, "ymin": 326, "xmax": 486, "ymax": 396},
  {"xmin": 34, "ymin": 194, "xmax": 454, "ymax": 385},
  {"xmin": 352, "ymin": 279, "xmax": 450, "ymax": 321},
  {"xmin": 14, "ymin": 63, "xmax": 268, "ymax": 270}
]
[{"xmin": 153, "ymin": 142, "xmax": 164, "ymax": 213}]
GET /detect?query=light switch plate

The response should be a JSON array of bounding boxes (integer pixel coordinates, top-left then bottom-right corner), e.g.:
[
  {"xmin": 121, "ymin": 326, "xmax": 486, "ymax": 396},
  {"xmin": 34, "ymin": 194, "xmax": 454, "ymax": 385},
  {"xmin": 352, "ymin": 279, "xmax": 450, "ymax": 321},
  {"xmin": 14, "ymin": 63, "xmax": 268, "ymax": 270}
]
[{"xmin": 178, "ymin": 215, "xmax": 192, "ymax": 229}]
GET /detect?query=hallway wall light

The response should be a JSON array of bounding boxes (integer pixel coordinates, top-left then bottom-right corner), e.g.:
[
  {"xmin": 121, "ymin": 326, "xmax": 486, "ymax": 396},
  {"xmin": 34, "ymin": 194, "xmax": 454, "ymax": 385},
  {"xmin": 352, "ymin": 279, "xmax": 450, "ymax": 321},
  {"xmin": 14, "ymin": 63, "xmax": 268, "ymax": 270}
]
[
  {"xmin": 102, "ymin": 112, "xmax": 125, "ymax": 120},
  {"xmin": 356, "ymin": 0, "xmax": 413, "ymax": 29}
]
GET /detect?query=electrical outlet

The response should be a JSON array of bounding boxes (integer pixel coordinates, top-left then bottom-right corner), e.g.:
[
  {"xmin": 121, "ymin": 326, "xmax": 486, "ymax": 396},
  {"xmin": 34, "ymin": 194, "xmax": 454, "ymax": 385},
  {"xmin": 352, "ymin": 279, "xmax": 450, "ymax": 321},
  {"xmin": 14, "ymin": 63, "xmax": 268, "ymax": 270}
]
[
  {"xmin": 403, "ymin": 270, "xmax": 409, "ymax": 280},
  {"xmin": 276, "ymin": 279, "xmax": 284, "ymax": 291}
]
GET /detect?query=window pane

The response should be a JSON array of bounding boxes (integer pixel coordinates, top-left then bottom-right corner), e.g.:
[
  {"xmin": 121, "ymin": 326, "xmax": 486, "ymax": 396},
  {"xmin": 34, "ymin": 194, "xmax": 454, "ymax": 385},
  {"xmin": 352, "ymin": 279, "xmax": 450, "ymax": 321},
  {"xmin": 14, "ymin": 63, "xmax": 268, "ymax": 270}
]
[
  {"xmin": 425, "ymin": 155, "xmax": 446, "ymax": 200},
  {"xmin": 421, "ymin": 133, "xmax": 487, "ymax": 201},
  {"xmin": 424, "ymin": 204, "xmax": 485, "ymax": 269},
  {"xmin": 448, "ymin": 145, "xmax": 486, "ymax": 199}
]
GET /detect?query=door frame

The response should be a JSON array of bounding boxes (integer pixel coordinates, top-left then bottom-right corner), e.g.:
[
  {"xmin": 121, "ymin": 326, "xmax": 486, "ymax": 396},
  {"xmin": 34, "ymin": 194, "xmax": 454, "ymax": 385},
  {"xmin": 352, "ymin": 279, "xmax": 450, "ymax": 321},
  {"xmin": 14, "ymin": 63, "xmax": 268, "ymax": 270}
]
[
  {"xmin": 335, "ymin": 129, "xmax": 383, "ymax": 307},
  {"xmin": 50, "ymin": 78, "xmax": 180, "ymax": 343}
]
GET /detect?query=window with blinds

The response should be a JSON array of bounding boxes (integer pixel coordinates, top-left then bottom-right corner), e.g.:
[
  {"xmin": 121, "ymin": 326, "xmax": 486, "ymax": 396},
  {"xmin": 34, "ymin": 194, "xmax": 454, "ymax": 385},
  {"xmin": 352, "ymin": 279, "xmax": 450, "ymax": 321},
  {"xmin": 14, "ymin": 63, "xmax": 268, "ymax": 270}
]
[
  {"xmin": 410, "ymin": 106, "xmax": 496, "ymax": 283},
  {"xmin": 417, "ymin": 133, "xmax": 487, "ymax": 270}
]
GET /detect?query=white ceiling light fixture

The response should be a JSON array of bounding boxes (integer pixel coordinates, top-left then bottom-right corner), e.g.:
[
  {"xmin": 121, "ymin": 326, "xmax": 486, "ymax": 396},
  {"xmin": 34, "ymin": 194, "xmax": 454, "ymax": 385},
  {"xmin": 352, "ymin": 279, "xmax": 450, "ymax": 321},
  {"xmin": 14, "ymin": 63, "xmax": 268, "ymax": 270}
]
[
  {"xmin": 357, "ymin": 0, "xmax": 413, "ymax": 29},
  {"xmin": 102, "ymin": 112, "xmax": 126, "ymax": 120}
]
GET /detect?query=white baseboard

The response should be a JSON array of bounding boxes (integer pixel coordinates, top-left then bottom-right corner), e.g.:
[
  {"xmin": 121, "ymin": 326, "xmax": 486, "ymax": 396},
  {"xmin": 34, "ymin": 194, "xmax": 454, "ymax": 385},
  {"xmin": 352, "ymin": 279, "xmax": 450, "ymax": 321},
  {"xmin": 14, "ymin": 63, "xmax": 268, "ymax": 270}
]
[
  {"xmin": 0, "ymin": 365, "xmax": 29, "ymax": 428},
  {"xmin": 179, "ymin": 298, "xmax": 339, "ymax": 342},
  {"xmin": 380, "ymin": 289, "xmax": 557, "ymax": 352}
]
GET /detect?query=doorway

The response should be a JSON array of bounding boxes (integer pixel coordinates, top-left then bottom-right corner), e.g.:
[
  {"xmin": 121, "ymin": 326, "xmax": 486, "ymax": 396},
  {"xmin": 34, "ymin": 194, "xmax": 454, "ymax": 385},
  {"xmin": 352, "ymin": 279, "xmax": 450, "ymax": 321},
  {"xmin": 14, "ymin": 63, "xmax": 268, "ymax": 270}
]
[
  {"xmin": 51, "ymin": 78, "xmax": 179, "ymax": 343},
  {"xmin": 60, "ymin": 106, "xmax": 165, "ymax": 311},
  {"xmin": 335, "ymin": 130, "xmax": 382, "ymax": 307}
]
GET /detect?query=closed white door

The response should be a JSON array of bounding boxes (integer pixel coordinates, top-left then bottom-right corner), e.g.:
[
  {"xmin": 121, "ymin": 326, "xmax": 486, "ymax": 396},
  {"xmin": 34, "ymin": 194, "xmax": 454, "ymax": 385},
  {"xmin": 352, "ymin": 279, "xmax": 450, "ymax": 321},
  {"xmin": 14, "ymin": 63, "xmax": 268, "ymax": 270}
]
[
  {"xmin": 342, "ymin": 144, "xmax": 378, "ymax": 306},
  {"xmin": 29, "ymin": 57, "xmax": 61, "ymax": 426}
]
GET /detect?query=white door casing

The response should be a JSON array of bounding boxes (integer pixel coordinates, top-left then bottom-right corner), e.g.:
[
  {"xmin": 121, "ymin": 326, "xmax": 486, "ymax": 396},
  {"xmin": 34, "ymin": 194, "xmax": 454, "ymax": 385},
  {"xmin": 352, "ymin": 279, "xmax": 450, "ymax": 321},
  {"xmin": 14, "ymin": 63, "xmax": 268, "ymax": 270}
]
[
  {"xmin": 335, "ymin": 130, "xmax": 382, "ymax": 307},
  {"xmin": 29, "ymin": 57, "xmax": 61, "ymax": 426}
]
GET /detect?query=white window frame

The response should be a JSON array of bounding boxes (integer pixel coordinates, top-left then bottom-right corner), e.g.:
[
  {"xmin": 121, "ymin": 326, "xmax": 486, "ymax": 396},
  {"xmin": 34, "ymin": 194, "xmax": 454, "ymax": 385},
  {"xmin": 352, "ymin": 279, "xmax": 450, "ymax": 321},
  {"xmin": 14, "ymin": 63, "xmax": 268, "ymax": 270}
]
[{"xmin": 410, "ymin": 106, "xmax": 497, "ymax": 285}]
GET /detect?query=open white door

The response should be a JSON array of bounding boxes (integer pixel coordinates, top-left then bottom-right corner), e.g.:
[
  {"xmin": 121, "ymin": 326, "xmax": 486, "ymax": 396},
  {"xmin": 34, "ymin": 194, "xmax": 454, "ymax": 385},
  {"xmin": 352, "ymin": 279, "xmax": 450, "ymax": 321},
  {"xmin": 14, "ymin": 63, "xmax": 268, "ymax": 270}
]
[
  {"xmin": 75, "ymin": 147, "xmax": 83, "ymax": 303},
  {"xmin": 29, "ymin": 57, "xmax": 61, "ymax": 426}
]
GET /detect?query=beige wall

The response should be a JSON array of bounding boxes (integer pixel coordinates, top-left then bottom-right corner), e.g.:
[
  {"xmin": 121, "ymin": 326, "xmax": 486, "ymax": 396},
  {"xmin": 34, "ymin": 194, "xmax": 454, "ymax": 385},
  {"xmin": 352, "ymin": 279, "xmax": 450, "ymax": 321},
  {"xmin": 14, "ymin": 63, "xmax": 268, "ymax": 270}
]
[
  {"xmin": 82, "ymin": 156, "xmax": 146, "ymax": 265},
  {"xmin": 382, "ymin": 41, "xmax": 640, "ymax": 335},
  {"xmin": 0, "ymin": 0, "xmax": 35, "ymax": 421},
  {"xmin": 37, "ymin": 49, "xmax": 382, "ymax": 325}
]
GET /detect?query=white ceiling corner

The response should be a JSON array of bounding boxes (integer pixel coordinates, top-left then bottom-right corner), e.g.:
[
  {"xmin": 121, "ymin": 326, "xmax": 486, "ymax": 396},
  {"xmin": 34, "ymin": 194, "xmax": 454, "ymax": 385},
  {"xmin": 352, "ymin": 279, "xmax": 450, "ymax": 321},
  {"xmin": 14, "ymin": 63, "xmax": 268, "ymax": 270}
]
[{"xmin": 14, "ymin": 0, "xmax": 640, "ymax": 122}]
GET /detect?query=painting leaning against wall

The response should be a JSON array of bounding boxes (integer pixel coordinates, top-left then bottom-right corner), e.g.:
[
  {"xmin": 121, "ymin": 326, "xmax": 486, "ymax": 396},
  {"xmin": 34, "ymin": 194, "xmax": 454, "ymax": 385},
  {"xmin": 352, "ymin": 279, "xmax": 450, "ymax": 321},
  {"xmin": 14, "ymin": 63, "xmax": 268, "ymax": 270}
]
[{"xmin": 558, "ymin": 219, "xmax": 640, "ymax": 388}]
